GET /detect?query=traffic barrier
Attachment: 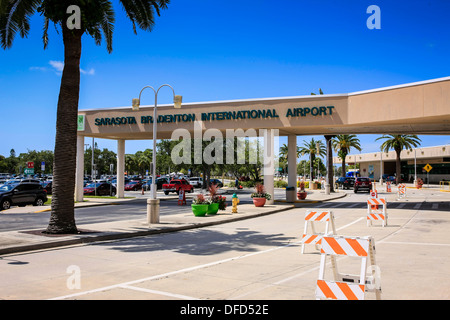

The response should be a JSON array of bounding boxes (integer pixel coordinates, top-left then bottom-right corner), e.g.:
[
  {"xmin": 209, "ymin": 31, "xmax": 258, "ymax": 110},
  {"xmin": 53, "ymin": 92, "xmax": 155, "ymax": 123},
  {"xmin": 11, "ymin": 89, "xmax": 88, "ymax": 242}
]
[
  {"xmin": 386, "ymin": 181, "xmax": 391, "ymax": 192},
  {"xmin": 301, "ymin": 210, "xmax": 336, "ymax": 254},
  {"xmin": 178, "ymin": 189, "xmax": 186, "ymax": 205},
  {"xmin": 315, "ymin": 235, "xmax": 381, "ymax": 300},
  {"xmin": 439, "ymin": 181, "xmax": 450, "ymax": 192},
  {"xmin": 397, "ymin": 184, "xmax": 406, "ymax": 199},
  {"xmin": 369, "ymin": 190, "xmax": 379, "ymax": 210},
  {"xmin": 367, "ymin": 198, "xmax": 387, "ymax": 227}
]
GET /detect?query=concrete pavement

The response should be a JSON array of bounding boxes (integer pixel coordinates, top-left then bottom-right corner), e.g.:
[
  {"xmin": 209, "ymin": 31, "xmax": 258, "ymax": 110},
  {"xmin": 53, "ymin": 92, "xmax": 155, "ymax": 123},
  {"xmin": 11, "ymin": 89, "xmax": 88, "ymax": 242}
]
[{"xmin": 0, "ymin": 188, "xmax": 345, "ymax": 255}]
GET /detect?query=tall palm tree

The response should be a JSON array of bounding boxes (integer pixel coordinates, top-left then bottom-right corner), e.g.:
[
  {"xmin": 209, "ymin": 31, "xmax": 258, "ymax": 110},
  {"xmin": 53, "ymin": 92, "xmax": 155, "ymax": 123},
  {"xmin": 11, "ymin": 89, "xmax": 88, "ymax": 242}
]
[
  {"xmin": 376, "ymin": 134, "xmax": 421, "ymax": 184},
  {"xmin": 1, "ymin": 0, "xmax": 170, "ymax": 233},
  {"xmin": 332, "ymin": 135, "xmax": 362, "ymax": 177},
  {"xmin": 298, "ymin": 138, "xmax": 326, "ymax": 181}
]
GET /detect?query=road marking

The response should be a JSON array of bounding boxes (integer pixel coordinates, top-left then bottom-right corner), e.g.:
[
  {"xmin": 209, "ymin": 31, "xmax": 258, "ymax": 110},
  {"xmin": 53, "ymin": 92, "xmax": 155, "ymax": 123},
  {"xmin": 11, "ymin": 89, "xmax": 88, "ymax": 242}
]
[
  {"xmin": 381, "ymin": 241, "xmax": 450, "ymax": 247},
  {"xmin": 432, "ymin": 203, "xmax": 439, "ymax": 209},
  {"xmin": 118, "ymin": 284, "xmax": 199, "ymax": 300},
  {"xmin": 49, "ymin": 216, "xmax": 365, "ymax": 300},
  {"xmin": 413, "ymin": 203, "xmax": 421, "ymax": 209},
  {"xmin": 396, "ymin": 203, "xmax": 406, "ymax": 209}
]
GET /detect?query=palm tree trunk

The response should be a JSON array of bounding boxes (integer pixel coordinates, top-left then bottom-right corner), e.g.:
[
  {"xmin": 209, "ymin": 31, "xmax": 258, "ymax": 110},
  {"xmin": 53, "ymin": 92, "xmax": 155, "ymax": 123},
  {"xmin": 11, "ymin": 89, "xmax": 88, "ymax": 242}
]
[
  {"xmin": 325, "ymin": 135, "xmax": 334, "ymax": 192},
  {"xmin": 46, "ymin": 26, "xmax": 83, "ymax": 234},
  {"xmin": 395, "ymin": 150, "xmax": 401, "ymax": 185},
  {"xmin": 341, "ymin": 154, "xmax": 346, "ymax": 177}
]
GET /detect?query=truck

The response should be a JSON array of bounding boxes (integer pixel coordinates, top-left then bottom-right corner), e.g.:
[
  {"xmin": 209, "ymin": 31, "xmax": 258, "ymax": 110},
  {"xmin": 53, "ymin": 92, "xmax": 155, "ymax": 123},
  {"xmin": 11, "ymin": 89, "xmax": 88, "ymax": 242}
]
[{"xmin": 162, "ymin": 179, "xmax": 194, "ymax": 195}]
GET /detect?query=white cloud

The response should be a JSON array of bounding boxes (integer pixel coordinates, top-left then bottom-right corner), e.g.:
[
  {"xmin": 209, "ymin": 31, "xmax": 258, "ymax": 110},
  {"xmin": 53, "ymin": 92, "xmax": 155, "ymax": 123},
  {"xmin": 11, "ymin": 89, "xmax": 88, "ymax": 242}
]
[
  {"xmin": 80, "ymin": 68, "xmax": 95, "ymax": 75},
  {"xmin": 49, "ymin": 60, "xmax": 64, "ymax": 73},
  {"xmin": 30, "ymin": 60, "xmax": 95, "ymax": 76}
]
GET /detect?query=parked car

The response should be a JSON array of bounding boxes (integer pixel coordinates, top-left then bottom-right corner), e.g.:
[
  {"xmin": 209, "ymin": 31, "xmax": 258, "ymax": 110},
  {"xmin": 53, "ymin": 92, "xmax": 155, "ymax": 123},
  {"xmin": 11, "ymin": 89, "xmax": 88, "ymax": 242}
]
[
  {"xmin": 382, "ymin": 174, "xmax": 396, "ymax": 184},
  {"xmin": 189, "ymin": 177, "xmax": 203, "ymax": 188},
  {"xmin": 124, "ymin": 180, "xmax": 143, "ymax": 191},
  {"xmin": 84, "ymin": 182, "xmax": 117, "ymax": 196},
  {"xmin": 336, "ymin": 177, "xmax": 355, "ymax": 189},
  {"xmin": 162, "ymin": 179, "xmax": 194, "ymax": 195},
  {"xmin": 142, "ymin": 177, "xmax": 169, "ymax": 191},
  {"xmin": 0, "ymin": 183, "xmax": 48, "ymax": 210},
  {"xmin": 354, "ymin": 177, "xmax": 372, "ymax": 193},
  {"xmin": 111, "ymin": 178, "xmax": 130, "ymax": 187},
  {"xmin": 40, "ymin": 180, "xmax": 52, "ymax": 194},
  {"xmin": 209, "ymin": 179, "xmax": 223, "ymax": 188}
]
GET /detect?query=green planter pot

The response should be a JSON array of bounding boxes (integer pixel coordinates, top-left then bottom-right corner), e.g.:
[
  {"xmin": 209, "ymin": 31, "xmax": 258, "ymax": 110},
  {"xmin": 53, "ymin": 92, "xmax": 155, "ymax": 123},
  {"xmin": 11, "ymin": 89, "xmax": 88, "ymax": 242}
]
[
  {"xmin": 191, "ymin": 204, "xmax": 208, "ymax": 216},
  {"xmin": 207, "ymin": 202, "xmax": 219, "ymax": 215}
]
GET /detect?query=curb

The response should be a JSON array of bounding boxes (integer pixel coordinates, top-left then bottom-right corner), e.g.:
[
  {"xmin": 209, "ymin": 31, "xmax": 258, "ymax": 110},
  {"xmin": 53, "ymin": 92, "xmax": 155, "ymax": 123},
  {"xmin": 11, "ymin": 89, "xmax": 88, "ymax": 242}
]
[{"xmin": 0, "ymin": 204, "xmax": 296, "ymax": 256}]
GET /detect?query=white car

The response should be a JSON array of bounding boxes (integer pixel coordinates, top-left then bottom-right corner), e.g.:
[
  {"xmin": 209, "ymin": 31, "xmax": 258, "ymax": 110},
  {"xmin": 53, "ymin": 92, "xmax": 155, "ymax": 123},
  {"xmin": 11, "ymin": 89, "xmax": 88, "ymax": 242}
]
[{"xmin": 189, "ymin": 177, "xmax": 203, "ymax": 188}]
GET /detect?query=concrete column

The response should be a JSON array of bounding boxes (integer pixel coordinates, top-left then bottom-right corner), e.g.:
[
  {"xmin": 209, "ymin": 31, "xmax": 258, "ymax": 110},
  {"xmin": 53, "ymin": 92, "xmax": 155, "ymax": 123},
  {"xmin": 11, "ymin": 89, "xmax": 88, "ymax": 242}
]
[
  {"xmin": 117, "ymin": 139, "xmax": 125, "ymax": 198},
  {"xmin": 263, "ymin": 129, "xmax": 275, "ymax": 205},
  {"xmin": 147, "ymin": 199, "xmax": 160, "ymax": 224},
  {"xmin": 75, "ymin": 135, "xmax": 85, "ymax": 202},
  {"xmin": 287, "ymin": 134, "xmax": 297, "ymax": 202}
]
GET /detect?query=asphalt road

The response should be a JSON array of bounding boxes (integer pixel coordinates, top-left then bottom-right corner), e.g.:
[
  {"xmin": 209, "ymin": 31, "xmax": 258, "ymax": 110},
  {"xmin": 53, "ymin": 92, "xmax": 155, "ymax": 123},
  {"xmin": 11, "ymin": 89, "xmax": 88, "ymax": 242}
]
[
  {"xmin": 0, "ymin": 189, "xmax": 285, "ymax": 232},
  {"xmin": 1, "ymin": 188, "xmax": 449, "ymax": 302}
]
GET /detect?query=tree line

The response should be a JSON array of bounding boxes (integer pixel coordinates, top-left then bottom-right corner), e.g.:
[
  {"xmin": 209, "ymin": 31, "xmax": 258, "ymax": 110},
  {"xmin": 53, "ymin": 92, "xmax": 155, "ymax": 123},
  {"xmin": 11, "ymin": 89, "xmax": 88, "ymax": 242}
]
[{"xmin": 1, "ymin": 134, "xmax": 421, "ymax": 186}]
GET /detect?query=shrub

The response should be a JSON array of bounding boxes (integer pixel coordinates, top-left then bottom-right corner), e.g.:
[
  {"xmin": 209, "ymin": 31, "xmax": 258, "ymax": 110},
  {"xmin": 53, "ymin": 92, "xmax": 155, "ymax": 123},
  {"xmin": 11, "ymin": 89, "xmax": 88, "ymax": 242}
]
[{"xmin": 274, "ymin": 180, "xmax": 288, "ymax": 188}]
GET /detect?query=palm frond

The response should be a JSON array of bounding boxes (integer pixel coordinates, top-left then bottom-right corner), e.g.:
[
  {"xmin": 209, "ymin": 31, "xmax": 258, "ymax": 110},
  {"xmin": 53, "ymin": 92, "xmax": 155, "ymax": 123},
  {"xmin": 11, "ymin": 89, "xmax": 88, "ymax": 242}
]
[
  {"xmin": 119, "ymin": 0, "xmax": 170, "ymax": 34},
  {"xmin": 0, "ymin": 0, "xmax": 43, "ymax": 49}
]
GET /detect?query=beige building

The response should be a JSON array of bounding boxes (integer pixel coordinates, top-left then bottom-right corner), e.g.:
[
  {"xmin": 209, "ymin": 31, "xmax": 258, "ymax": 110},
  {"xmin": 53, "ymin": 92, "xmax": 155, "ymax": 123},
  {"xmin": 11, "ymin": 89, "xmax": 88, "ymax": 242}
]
[
  {"xmin": 76, "ymin": 76, "xmax": 450, "ymax": 206},
  {"xmin": 333, "ymin": 145, "xmax": 450, "ymax": 184}
]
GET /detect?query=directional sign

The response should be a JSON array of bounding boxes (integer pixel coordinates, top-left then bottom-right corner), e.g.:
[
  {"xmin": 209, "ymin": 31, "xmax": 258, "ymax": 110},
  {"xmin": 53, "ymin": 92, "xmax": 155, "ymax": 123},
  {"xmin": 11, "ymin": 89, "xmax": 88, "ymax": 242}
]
[
  {"xmin": 423, "ymin": 164, "xmax": 433, "ymax": 172},
  {"xmin": 24, "ymin": 168, "xmax": 34, "ymax": 175}
]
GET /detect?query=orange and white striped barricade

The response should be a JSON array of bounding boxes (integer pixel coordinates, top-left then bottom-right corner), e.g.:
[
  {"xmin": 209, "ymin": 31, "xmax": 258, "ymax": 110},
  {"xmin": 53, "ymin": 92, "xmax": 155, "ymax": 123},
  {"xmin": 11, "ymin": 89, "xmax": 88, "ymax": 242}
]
[
  {"xmin": 397, "ymin": 183, "xmax": 406, "ymax": 199},
  {"xmin": 386, "ymin": 181, "xmax": 391, "ymax": 193},
  {"xmin": 178, "ymin": 189, "xmax": 186, "ymax": 205},
  {"xmin": 316, "ymin": 235, "xmax": 381, "ymax": 300},
  {"xmin": 301, "ymin": 210, "xmax": 336, "ymax": 254},
  {"xmin": 367, "ymin": 197, "xmax": 387, "ymax": 227}
]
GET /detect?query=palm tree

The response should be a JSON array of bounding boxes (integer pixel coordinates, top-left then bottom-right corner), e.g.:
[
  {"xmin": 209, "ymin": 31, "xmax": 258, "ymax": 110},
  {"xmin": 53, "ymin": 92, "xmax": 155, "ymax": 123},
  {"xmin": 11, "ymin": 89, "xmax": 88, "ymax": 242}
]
[
  {"xmin": 298, "ymin": 138, "xmax": 326, "ymax": 181},
  {"xmin": 332, "ymin": 135, "xmax": 362, "ymax": 177},
  {"xmin": 1, "ymin": 0, "xmax": 170, "ymax": 233},
  {"xmin": 376, "ymin": 134, "xmax": 421, "ymax": 184}
]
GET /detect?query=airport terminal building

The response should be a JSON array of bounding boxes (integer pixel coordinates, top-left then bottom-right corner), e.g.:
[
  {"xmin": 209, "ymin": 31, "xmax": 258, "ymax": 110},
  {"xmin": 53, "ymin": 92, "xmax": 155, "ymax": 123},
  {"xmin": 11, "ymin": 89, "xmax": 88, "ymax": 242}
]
[
  {"xmin": 76, "ymin": 76, "xmax": 450, "ymax": 202},
  {"xmin": 334, "ymin": 145, "xmax": 450, "ymax": 184}
]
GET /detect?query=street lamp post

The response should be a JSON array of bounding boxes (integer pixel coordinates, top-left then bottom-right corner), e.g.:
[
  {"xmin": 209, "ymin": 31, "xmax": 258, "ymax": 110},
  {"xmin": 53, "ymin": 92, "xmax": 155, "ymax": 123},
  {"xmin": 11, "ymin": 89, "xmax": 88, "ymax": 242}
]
[{"xmin": 132, "ymin": 84, "xmax": 182, "ymax": 225}]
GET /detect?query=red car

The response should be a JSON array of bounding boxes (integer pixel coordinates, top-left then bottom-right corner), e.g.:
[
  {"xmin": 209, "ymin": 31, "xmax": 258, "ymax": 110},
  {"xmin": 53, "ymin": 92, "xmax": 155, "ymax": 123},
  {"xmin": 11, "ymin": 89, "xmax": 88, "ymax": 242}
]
[
  {"xmin": 124, "ymin": 180, "xmax": 142, "ymax": 191},
  {"xmin": 162, "ymin": 179, "xmax": 194, "ymax": 195},
  {"xmin": 354, "ymin": 177, "xmax": 372, "ymax": 193}
]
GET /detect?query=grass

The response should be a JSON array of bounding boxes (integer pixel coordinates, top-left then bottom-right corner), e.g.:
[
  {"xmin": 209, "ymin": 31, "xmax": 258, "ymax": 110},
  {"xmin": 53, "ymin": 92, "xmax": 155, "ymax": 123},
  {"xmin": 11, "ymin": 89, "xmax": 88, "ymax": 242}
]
[{"xmin": 43, "ymin": 195, "xmax": 135, "ymax": 205}]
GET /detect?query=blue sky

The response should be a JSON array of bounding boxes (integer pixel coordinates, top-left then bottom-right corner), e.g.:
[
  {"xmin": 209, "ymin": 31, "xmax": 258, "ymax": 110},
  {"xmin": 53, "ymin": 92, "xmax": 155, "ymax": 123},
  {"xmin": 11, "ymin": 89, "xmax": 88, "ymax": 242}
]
[{"xmin": 1, "ymin": 0, "xmax": 450, "ymax": 159}]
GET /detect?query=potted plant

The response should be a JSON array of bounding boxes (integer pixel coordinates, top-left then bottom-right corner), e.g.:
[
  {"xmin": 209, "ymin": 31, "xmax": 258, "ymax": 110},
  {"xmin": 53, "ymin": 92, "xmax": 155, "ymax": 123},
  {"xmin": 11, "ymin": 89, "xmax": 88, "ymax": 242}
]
[
  {"xmin": 206, "ymin": 184, "xmax": 221, "ymax": 214},
  {"xmin": 297, "ymin": 181, "xmax": 307, "ymax": 200},
  {"xmin": 251, "ymin": 183, "xmax": 271, "ymax": 207},
  {"xmin": 416, "ymin": 178, "xmax": 424, "ymax": 189},
  {"xmin": 191, "ymin": 194, "xmax": 210, "ymax": 216}
]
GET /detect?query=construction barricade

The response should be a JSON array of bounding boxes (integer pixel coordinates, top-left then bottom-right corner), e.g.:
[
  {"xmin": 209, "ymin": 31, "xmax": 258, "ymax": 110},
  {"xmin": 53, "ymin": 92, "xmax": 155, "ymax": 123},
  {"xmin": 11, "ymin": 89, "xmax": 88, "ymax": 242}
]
[
  {"xmin": 315, "ymin": 235, "xmax": 381, "ymax": 300},
  {"xmin": 178, "ymin": 189, "xmax": 186, "ymax": 205},
  {"xmin": 367, "ymin": 197, "xmax": 387, "ymax": 227},
  {"xmin": 386, "ymin": 181, "xmax": 391, "ymax": 192},
  {"xmin": 397, "ymin": 183, "xmax": 406, "ymax": 199},
  {"xmin": 301, "ymin": 210, "xmax": 336, "ymax": 254}
]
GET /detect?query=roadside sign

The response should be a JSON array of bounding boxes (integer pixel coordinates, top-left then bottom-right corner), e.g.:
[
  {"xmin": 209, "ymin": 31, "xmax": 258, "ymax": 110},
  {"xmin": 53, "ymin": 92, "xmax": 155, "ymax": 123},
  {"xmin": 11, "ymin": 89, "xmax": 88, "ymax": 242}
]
[
  {"xmin": 423, "ymin": 164, "xmax": 433, "ymax": 172},
  {"xmin": 24, "ymin": 168, "xmax": 34, "ymax": 175},
  {"xmin": 41, "ymin": 161, "xmax": 45, "ymax": 171},
  {"xmin": 27, "ymin": 162, "xmax": 34, "ymax": 169},
  {"xmin": 77, "ymin": 115, "xmax": 85, "ymax": 131}
]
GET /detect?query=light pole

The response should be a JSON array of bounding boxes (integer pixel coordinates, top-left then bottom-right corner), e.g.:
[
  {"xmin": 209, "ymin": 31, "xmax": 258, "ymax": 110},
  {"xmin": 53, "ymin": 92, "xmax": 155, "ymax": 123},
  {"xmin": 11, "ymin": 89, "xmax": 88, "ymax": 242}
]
[{"xmin": 132, "ymin": 84, "xmax": 182, "ymax": 225}]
